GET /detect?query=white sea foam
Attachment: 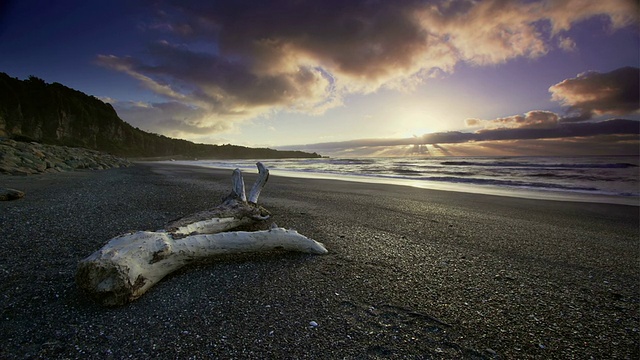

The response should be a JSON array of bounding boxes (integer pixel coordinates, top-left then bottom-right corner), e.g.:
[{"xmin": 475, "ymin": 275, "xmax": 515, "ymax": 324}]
[{"xmin": 163, "ymin": 156, "xmax": 639, "ymax": 206}]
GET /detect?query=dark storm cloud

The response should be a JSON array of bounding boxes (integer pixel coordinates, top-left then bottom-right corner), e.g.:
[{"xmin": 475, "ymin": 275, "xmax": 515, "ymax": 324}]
[
  {"xmin": 171, "ymin": 0, "xmax": 430, "ymax": 80},
  {"xmin": 98, "ymin": 41, "xmax": 332, "ymax": 113},
  {"xmin": 148, "ymin": 0, "xmax": 637, "ymax": 85},
  {"xmin": 550, "ymin": 67, "xmax": 640, "ymax": 120}
]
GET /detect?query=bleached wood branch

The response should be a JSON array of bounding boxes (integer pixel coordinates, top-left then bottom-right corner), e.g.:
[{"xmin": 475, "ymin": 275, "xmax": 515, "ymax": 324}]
[
  {"xmin": 166, "ymin": 163, "xmax": 270, "ymax": 237},
  {"xmin": 231, "ymin": 168, "xmax": 247, "ymax": 202},
  {"xmin": 75, "ymin": 162, "xmax": 327, "ymax": 306},
  {"xmin": 248, "ymin": 162, "xmax": 269, "ymax": 203},
  {"xmin": 76, "ymin": 226, "xmax": 327, "ymax": 306}
]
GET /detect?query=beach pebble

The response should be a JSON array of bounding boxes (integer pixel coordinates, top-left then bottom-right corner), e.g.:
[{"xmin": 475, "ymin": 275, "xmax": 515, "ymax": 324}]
[{"xmin": 484, "ymin": 348, "xmax": 498, "ymax": 356}]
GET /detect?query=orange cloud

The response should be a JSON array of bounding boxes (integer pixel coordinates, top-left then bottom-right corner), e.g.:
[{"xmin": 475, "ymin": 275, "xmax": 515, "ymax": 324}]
[
  {"xmin": 543, "ymin": 0, "xmax": 638, "ymax": 34},
  {"xmin": 466, "ymin": 111, "xmax": 559, "ymax": 129}
]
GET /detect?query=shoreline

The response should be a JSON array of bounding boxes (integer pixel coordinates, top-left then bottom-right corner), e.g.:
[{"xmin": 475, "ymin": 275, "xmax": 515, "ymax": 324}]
[
  {"xmin": 151, "ymin": 160, "xmax": 640, "ymax": 206},
  {"xmin": 1, "ymin": 162, "xmax": 638, "ymax": 359}
]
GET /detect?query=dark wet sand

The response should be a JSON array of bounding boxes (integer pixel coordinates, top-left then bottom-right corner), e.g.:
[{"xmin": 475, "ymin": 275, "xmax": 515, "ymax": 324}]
[{"xmin": 1, "ymin": 162, "xmax": 638, "ymax": 359}]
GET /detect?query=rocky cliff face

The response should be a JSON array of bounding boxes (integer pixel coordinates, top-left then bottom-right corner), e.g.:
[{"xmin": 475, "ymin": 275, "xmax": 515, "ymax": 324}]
[
  {"xmin": 0, "ymin": 73, "xmax": 138, "ymax": 154},
  {"xmin": 0, "ymin": 73, "xmax": 321, "ymax": 159}
]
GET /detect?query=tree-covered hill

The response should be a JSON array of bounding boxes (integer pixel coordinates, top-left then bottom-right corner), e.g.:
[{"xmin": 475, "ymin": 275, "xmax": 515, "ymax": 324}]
[{"xmin": 0, "ymin": 73, "xmax": 320, "ymax": 159}]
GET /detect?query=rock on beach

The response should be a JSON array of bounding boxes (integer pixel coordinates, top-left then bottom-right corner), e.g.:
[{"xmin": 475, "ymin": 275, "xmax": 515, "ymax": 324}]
[
  {"xmin": 0, "ymin": 188, "xmax": 24, "ymax": 201},
  {"xmin": 0, "ymin": 138, "xmax": 131, "ymax": 175}
]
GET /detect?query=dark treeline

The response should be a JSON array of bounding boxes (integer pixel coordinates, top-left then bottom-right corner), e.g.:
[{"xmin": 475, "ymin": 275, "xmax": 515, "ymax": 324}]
[{"xmin": 0, "ymin": 73, "xmax": 320, "ymax": 159}]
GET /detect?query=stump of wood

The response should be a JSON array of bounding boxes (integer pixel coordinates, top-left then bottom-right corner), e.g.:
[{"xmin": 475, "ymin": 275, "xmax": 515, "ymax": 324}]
[{"xmin": 76, "ymin": 163, "xmax": 327, "ymax": 306}]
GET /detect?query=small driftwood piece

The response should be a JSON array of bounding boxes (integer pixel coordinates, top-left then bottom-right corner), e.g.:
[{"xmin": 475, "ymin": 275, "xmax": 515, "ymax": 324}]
[{"xmin": 76, "ymin": 163, "xmax": 327, "ymax": 306}]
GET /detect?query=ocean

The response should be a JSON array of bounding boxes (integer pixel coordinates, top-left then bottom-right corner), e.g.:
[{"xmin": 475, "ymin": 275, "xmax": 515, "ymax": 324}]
[{"xmin": 165, "ymin": 156, "xmax": 639, "ymax": 206}]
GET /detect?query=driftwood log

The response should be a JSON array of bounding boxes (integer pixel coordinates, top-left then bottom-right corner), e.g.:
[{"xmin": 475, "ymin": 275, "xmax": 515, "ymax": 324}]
[{"xmin": 76, "ymin": 163, "xmax": 327, "ymax": 306}]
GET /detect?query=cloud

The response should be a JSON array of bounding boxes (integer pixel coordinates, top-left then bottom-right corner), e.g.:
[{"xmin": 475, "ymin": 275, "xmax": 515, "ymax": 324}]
[
  {"xmin": 416, "ymin": 0, "xmax": 637, "ymax": 65},
  {"xmin": 417, "ymin": 0, "xmax": 549, "ymax": 65},
  {"xmin": 470, "ymin": 119, "xmax": 638, "ymax": 142},
  {"xmin": 444, "ymin": 134, "xmax": 640, "ymax": 157},
  {"xmin": 549, "ymin": 67, "xmax": 640, "ymax": 120},
  {"xmin": 96, "ymin": 96, "xmax": 117, "ymax": 104},
  {"xmin": 97, "ymin": 0, "xmax": 638, "ymax": 138},
  {"xmin": 557, "ymin": 36, "xmax": 576, "ymax": 52},
  {"xmin": 466, "ymin": 111, "xmax": 559, "ymax": 129},
  {"xmin": 542, "ymin": 0, "xmax": 638, "ymax": 34},
  {"xmin": 466, "ymin": 67, "xmax": 640, "ymax": 128},
  {"xmin": 282, "ymin": 119, "xmax": 640, "ymax": 153},
  {"xmin": 281, "ymin": 65, "xmax": 640, "ymax": 156},
  {"xmin": 96, "ymin": 54, "xmax": 189, "ymax": 102},
  {"xmin": 280, "ymin": 120, "xmax": 640, "ymax": 156},
  {"xmin": 111, "ymin": 100, "xmax": 233, "ymax": 138}
]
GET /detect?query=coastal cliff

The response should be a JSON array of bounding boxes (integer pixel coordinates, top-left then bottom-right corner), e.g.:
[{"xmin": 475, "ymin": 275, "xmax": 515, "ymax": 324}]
[{"xmin": 0, "ymin": 73, "xmax": 320, "ymax": 159}]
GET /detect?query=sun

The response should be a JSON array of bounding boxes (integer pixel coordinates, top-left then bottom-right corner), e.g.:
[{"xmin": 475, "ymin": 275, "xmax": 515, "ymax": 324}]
[{"xmin": 396, "ymin": 104, "xmax": 451, "ymax": 138}]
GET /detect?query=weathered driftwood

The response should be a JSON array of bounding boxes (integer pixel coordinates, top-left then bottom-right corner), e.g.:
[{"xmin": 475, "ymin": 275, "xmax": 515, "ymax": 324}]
[
  {"xmin": 166, "ymin": 163, "xmax": 271, "ymax": 237},
  {"xmin": 76, "ymin": 163, "xmax": 327, "ymax": 306}
]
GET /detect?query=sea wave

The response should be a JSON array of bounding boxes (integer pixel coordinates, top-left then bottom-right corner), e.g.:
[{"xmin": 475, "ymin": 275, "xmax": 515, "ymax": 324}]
[
  {"xmin": 418, "ymin": 176, "xmax": 600, "ymax": 192},
  {"xmin": 528, "ymin": 173, "xmax": 633, "ymax": 182},
  {"xmin": 175, "ymin": 155, "xmax": 639, "ymax": 201},
  {"xmin": 392, "ymin": 168, "xmax": 422, "ymax": 175},
  {"xmin": 327, "ymin": 158, "xmax": 376, "ymax": 165},
  {"xmin": 440, "ymin": 161, "xmax": 638, "ymax": 169}
]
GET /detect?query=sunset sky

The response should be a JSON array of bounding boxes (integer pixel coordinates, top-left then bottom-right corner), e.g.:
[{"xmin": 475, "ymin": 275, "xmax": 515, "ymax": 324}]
[{"xmin": 1, "ymin": 0, "xmax": 638, "ymax": 156}]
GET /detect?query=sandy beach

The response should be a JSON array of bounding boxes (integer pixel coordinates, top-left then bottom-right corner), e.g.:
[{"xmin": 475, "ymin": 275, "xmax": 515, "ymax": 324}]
[{"xmin": 1, "ymin": 162, "xmax": 638, "ymax": 359}]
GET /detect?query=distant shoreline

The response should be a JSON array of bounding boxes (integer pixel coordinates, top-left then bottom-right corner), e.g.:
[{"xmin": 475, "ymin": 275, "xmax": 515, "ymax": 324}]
[{"xmin": 152, "ymin": 159, "xmax": 640, "ymax": 206}]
